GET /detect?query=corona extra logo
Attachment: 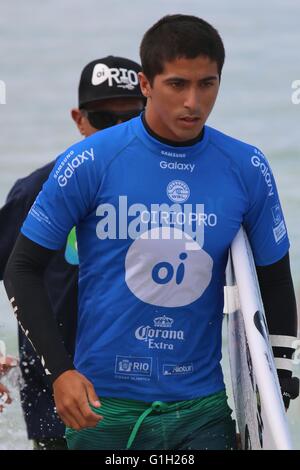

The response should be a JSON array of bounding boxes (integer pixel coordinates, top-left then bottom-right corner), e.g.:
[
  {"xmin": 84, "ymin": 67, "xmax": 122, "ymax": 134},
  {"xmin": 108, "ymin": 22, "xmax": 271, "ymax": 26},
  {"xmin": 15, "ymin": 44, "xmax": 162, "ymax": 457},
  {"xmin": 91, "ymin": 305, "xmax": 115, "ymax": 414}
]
[{"xmin": 153, "ymin": 315, "xmax": 173, "ymax": 328}]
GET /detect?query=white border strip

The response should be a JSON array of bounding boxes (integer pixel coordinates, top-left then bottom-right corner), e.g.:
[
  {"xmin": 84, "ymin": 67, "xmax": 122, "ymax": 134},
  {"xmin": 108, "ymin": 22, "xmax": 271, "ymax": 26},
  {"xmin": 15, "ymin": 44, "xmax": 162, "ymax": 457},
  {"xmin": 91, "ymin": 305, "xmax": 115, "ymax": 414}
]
[
  {"xmin": 270, "ymin": 335, "xmax": 297, "ymax": 349},
  {"xmin": 274, "ymin": 357, "xmax": 293, "ymax": 372}
]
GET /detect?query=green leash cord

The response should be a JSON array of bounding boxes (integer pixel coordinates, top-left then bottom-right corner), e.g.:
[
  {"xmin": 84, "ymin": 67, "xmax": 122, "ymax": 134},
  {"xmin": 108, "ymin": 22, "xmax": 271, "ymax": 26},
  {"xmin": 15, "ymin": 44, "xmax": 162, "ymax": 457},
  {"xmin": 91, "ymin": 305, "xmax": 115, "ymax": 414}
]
[{"xmin": 126, "ymin": 401, "xmax": 168, "ymax": 450}]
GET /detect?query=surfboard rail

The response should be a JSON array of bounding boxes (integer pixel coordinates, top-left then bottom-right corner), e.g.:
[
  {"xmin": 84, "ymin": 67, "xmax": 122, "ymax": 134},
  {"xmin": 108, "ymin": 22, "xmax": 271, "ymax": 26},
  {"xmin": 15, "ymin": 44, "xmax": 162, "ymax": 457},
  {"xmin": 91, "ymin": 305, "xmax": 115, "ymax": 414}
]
[{"xmin": 226, "ymin": 226, "xmax": 293, "ymax": 450}]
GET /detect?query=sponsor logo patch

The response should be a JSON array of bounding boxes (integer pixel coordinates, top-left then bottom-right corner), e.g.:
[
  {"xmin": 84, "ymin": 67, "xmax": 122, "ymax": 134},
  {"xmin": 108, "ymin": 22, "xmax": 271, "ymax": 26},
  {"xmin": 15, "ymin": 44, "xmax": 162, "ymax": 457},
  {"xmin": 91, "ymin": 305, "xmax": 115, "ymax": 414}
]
[
  {"xmin": 167, "ymin": 180, "xmax": 190, "ymax": 203},
  {"xmin": 273, "ymin": 220, "xmax": 287, "ymax": 243},
  {"xmin": 162, "ymin": 363, "xmax": 194, "ymax": 376},
  {"xmin": 160, "ymin": 161, "xmax": 195, "ymax": 173},
  {"xmin": 161, "ymin": 150, "xmax": 186, "ymax": 159},
  {"xmin": 251, "ymin": 151, "xmax": 274, "ymax": 197},
  {"xmin": 92, "ymin": 63, "xmax": 138, "ymax": 90},
  {"xmin": 115, "ymin": 355, "xmax": 152, "ymax": 376},
  {"xmin": 54, "ymin": 148, "xmax": 95, "ymax": 187},
  {"xmin": 271, "ymin": 203, "xmax": 282, "ymax": 225}
]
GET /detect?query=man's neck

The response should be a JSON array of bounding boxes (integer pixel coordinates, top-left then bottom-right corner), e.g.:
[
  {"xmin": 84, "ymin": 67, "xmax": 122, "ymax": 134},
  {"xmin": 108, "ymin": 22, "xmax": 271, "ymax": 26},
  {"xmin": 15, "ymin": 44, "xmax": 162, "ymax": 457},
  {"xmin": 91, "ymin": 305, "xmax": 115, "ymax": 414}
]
[{"xmin": 142, "ymin": 113, "xmax": 204, "ymax": 147}]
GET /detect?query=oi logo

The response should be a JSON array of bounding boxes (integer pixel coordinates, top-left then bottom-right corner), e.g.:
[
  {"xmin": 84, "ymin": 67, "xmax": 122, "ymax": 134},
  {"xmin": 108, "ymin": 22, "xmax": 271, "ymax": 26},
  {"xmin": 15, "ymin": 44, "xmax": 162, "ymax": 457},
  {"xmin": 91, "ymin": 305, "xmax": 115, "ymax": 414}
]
[
  {"xmin": 152, "ymin": 252, "xmax": 188, "ymax": 285},
  {"xmin": 125, "ymin": 227, "xmax": 213, "ymax": 308}
]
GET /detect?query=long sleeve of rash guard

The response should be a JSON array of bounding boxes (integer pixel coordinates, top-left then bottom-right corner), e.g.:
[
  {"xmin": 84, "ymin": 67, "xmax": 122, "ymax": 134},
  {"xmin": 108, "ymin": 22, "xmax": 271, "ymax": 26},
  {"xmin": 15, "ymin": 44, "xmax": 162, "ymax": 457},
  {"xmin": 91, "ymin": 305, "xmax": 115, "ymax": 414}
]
[
  {"xmin": 4, "ymin": 233, "xmax": 75, "ymax": 385},
  {"xmin": 257, "ymin": 252, "xmax": 298, "ymax": 376},
  {"xmin": 256, "ymin": 252, "xmax": 299, "ymax": 407}
]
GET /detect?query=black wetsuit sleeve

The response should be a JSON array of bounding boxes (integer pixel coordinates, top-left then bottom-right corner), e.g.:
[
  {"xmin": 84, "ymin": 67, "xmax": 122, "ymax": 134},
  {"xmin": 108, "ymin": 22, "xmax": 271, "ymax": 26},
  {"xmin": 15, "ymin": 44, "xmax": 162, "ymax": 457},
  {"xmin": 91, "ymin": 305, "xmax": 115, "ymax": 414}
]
[
  {"xmin": 3, "ymin": 233, "xmax": 75, "ymax": 385},
  {"xmin": 256, "ymin": 252, "xmax": 297, "ymax": 377}
]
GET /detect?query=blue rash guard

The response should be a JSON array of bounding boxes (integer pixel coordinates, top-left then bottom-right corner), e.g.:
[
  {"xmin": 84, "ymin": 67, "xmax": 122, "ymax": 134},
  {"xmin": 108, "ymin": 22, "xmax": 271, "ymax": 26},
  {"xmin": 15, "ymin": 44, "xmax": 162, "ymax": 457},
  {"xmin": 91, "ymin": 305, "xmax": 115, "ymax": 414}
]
[{"xmin": 21, "ymin": 116, "xmax": 289, "ymax": 402}]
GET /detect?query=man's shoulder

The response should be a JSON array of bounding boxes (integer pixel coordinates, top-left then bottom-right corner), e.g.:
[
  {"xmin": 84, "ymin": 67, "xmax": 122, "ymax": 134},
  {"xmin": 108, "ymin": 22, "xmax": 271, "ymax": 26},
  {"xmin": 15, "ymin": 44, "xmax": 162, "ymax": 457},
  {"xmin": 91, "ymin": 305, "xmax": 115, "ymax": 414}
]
[
  {"xmin": 90, "ymin": 120, "xmax": 137, "ymax": 158},
  {"xmin": 54, "ymin": 121, "xmax": 137, "ymax": 174},
  {"xmin": 207, "ymin": 126, "xmax": 258, "ymax": 160},
  {"xmin": 6, "ymin": 160, "xmax": 56, "ymax": 202},
  {"xmin": 207, "ymin": 126, "xmax": 273, "ymax": 187}
]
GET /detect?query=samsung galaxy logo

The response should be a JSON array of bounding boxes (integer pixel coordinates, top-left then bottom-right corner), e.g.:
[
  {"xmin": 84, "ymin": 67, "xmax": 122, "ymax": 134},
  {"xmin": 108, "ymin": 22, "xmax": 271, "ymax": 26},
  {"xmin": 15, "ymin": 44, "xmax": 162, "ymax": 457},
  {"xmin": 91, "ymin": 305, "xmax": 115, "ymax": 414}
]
[
  {"xmin": 160, "ymin": 161, "xmax": 195, "ymax": 173},
  {"xmin": 161, "ymin": 150, "xmax": 186, "ymax": 158},
  {"xmin": 251, "ymin": 155, "xmax": 274, "ymax": 197},
  {"xmin": 56, "ymin": 148, "xmax": 95, "ymax": 187}
]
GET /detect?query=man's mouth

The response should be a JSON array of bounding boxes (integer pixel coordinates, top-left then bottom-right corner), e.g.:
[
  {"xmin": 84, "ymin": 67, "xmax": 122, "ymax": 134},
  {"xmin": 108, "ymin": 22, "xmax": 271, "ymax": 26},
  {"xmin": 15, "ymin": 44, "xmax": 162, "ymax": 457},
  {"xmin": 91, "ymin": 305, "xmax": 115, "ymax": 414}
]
[{"xmin": 178, "ymin": 116, "xmax": 201, "ymax": 126}]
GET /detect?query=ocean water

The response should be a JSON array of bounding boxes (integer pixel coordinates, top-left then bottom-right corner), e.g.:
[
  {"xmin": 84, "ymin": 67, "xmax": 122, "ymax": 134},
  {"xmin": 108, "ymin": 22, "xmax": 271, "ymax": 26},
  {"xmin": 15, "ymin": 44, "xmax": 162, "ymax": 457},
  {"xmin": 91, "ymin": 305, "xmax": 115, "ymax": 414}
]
[{"xmin": 0, "ymin": 0, "xmax": 299, "ymax": 449}]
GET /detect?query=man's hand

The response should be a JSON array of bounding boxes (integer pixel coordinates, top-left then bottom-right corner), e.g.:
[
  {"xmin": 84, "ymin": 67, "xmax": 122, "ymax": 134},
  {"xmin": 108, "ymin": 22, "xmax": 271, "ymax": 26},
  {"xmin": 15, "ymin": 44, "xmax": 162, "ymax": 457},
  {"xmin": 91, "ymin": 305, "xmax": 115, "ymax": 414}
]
[
  {"xmin": 0, "ymin": 383, "xmax": 12, "ymax": 412},
  {"xmin": 278, "ymin": 374, "xmax": 299, "ymax": 410},
  {"xmin": 53, "ymin": 370, "xmax": 103, "ymax": 430},
  {"xmin": 0, "ymin": 355, "xmax": 18, "ymax": 376}
]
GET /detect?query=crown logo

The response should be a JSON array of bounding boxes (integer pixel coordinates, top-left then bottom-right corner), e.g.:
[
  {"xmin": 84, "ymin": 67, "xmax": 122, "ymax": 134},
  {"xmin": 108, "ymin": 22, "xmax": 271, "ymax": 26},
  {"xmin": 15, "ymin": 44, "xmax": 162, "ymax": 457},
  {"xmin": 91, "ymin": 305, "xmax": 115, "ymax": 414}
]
[{"xmin": 153, "ymin": 315, "xmax": 173, "ymax": 328}]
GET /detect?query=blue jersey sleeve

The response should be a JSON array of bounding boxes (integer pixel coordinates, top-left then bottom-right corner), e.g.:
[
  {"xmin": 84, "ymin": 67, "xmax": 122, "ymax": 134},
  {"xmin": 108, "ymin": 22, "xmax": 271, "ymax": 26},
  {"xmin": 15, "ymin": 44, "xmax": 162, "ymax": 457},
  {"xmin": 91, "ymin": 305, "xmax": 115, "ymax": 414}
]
[
  {"xmin": 242, "ymin": 147, "xmax": 290, "ymax": 266},
  {"xmin": 21, "ymin": 140, "xmax": 100, "ymax": 250}
]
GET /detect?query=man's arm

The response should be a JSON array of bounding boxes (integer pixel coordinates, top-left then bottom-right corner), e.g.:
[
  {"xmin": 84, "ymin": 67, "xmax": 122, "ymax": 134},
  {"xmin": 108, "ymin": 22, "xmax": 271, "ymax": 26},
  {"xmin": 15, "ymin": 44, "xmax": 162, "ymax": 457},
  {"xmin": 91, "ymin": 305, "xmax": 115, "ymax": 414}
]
[
  {"xmin": 0, "ymin": 383, "xmax": 12, "ymax": 413},
  {"xmin": 256, "ymin": 252, "xmax": 299, "ymax": 409},
  {"xmin": 0, "ymin": 354, "xmax": 16, "ymax": 413},
  {"xmin": 0, "ymin": 355, "xmax": 18, "ymax": 375},
  {"xmin": 4, "ymin": 233, "xmax": 102, "ymax": 430},
  {"xmin": 4, "ymin": 137, "xmax": 105, "ymax": 429},
  {"xmin": 239, "ymin": 144, "xmax": 299, "ymax": 409}
]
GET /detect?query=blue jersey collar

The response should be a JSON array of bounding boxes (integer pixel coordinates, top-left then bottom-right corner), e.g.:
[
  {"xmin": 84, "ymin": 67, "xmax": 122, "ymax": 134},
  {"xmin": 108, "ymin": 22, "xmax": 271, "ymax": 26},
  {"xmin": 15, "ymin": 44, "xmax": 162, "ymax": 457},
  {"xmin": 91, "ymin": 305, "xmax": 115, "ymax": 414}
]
[{"xmin": 131, "ymin": 115, "xmax": 210, "ymax": 160}]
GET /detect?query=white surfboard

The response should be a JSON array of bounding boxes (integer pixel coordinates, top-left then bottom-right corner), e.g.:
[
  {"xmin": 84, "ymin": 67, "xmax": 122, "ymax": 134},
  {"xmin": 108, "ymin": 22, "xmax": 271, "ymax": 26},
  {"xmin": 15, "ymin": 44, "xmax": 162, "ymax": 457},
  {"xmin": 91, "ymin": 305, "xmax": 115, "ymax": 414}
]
[{"xmin": 225, "ymin": 227, "xmax": 292, "ymax": 450}]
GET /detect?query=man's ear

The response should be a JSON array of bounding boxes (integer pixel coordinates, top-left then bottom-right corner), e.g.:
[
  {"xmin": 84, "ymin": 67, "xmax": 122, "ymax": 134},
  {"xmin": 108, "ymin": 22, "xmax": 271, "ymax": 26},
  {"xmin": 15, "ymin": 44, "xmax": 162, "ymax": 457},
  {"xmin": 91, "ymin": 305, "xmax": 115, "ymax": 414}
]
[
  {"xmin": 71, "ymin": 108, "xmax": 85, "ymax": 135},
  {"xmin": 138, "ymin": 72, "xmax": 152, "ymax": 99}
]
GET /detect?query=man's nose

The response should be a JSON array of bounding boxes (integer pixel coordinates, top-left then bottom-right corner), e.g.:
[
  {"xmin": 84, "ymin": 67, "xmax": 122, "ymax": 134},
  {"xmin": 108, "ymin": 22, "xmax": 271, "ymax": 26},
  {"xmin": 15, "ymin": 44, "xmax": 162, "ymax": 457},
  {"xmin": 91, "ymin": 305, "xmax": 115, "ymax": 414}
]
[{"xmin": 183, "ymin": 87, "xmax": 200, "ymax": 112}]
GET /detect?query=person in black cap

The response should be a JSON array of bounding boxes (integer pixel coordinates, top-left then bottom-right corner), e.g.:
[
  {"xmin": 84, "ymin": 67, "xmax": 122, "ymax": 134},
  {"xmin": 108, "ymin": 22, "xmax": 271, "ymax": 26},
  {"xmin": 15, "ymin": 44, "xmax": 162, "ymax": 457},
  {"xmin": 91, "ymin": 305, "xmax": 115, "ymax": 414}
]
[
  {"xmin": 0, "ymin": 56, "xmax": 145, "ymax": 450},
  {"xmin": 74, "ymin": 56, "xmax": 145, "ymax": 136}
]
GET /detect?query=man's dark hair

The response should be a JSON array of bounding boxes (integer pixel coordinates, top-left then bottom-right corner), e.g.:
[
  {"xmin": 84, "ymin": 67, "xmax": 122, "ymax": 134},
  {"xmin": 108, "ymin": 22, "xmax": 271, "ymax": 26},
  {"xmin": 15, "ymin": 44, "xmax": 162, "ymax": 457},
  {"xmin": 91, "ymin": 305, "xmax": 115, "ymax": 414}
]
[{"xmin": 140, "ymin": 14, "xmax": 225, "ymax": 84}]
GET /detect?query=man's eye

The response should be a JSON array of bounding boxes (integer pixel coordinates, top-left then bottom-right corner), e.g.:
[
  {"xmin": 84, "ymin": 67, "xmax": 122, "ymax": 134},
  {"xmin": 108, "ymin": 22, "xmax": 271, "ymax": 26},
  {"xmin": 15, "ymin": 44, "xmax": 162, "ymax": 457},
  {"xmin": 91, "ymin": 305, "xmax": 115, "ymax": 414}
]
[
  {"xmin": 170, "ymin": 82, "xmax": 184, "ymax": 89},
  {"xmin": 200, "ymin": 81, "xmax": 214, "ymax": 88}
]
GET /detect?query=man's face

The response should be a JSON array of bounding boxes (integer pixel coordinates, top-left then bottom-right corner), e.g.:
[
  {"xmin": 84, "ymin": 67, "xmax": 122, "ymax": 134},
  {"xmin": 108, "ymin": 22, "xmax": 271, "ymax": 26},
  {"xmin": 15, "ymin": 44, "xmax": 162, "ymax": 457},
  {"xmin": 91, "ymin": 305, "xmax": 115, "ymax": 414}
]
[
  {"xmin": 72, "ymin": 97, "xmax": 144, "ymax": 137},
  {"xmin": 139, "ymin": 56, "xmax": 220, "ymax": 142}
]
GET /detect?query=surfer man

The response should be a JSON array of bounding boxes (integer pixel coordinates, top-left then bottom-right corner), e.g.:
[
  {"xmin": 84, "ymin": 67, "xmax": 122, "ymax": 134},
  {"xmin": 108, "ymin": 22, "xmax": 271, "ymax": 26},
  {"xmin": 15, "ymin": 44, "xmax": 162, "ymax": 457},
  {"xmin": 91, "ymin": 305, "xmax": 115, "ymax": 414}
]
[{"xmin": 4, "ymin": 14, "xmax": 298, "ymax": 449}]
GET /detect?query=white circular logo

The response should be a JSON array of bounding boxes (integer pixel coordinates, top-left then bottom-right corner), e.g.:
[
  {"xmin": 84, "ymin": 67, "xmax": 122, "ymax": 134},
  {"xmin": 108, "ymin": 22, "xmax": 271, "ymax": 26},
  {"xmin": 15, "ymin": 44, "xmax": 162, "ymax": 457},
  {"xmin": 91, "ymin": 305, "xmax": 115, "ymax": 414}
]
[
  {"xmin": 167, "ymin": 180, "xmax": 190, "ymax": 203},
  {"xmin": 125, "ymin": 227, "xmax": 213, "ymax": 307},
  {"xmin": 92, "ymin": 63, "xmax": 111, "ymax": 85}
]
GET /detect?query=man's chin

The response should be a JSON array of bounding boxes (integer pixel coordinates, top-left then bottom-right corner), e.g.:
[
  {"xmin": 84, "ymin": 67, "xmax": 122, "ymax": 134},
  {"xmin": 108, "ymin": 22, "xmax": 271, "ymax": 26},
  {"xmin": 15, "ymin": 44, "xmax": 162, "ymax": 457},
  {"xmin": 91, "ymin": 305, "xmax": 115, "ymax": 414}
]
[{"xmin": 172, "ymin": 126, "xmax": 203, "ymax": 142}]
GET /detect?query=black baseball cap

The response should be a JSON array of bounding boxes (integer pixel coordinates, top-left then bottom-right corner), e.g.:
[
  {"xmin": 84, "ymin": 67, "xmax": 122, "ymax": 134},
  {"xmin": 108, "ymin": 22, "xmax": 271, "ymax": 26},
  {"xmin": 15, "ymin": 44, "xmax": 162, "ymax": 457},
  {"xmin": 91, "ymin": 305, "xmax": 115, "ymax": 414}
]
[{"xmin": 78, "ymin": 56, "xmax": 144, "ymax": 108}]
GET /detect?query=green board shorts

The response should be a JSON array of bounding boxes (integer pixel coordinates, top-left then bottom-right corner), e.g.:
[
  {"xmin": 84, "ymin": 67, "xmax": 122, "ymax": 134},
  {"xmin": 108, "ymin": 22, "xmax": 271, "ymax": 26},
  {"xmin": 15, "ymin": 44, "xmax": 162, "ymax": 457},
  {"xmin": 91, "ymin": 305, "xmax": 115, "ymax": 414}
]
[{"xmin": 65, "ymin": 390, "xmax": 237, "ymax": 450}]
